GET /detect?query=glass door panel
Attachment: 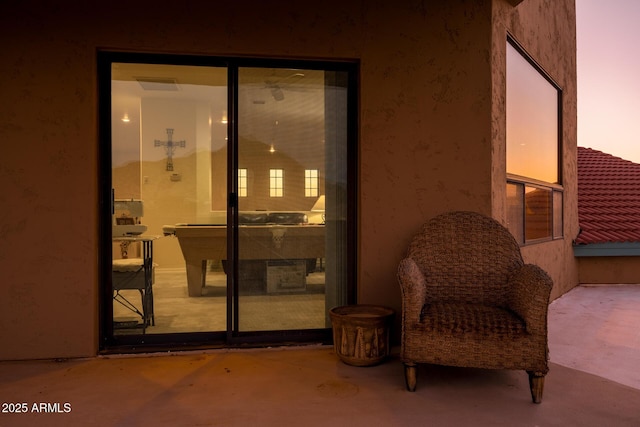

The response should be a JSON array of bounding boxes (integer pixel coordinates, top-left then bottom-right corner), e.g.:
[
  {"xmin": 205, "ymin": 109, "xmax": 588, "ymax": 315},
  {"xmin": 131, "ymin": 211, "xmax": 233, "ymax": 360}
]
[
  {"xmin": 102, "ymin": 54, "xmax": 353, "ymax": 349},
  {"xmin": 236, "ymin": 67, "xmax": 349, "ymax": 332},
  {"xmin": 110, "ymin": 63, "xmax": 228, "ymax": 335}
]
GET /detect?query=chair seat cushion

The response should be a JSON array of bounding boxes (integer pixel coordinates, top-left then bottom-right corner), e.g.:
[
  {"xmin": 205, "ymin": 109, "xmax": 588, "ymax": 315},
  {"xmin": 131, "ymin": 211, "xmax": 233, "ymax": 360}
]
[{"xmin": 420, "ymin": 302, "xmax": 526, "ymax": 338}]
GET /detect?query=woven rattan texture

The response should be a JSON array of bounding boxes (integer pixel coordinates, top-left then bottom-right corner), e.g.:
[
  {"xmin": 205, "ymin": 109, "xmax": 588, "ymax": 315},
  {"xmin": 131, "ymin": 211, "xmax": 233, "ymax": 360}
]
[
  {"xmin": 420, "ymin": 302, "xmax": 525, "ymax": 338},
  {"xmin": 398, "ymin": 211, "xmax": 553, "ymax": 373}
]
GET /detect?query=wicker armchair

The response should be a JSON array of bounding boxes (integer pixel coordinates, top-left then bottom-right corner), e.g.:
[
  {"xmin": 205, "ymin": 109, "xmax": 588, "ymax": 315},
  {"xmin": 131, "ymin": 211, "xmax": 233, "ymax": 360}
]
[{"xmin": 397, "ymin": 211, "xmax": 553, "ymax": 403}]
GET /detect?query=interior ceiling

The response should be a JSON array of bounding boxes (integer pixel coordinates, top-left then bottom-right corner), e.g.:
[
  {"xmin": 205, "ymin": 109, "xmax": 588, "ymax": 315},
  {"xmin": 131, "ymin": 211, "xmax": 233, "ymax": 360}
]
[
  {"xmin": 112, "ymin": 63, "xmax": 228, "ymax": 88},
  {"xmin": 111, "ymin": 63, "xmax": 325, "ymax": 102},
  {"xmin": 111, "ymin": 64, "xmax": 326, "ymax": 150}
]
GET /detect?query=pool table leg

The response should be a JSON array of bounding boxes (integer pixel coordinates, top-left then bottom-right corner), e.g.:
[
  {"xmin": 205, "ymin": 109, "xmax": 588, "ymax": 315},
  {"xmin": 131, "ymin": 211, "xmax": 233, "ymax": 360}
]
[{"xmin": 186, "ymin": 260, "xmax": 206, "ymax": 297}]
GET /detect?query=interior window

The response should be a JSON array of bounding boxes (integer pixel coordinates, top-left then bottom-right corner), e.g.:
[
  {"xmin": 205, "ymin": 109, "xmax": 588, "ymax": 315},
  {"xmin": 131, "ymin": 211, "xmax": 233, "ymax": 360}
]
[
  {"xmin": 269, "ymin": 168, "xmax": 284, "ymax": 197},
  {"xmin": 305, "ymin": 169, "xmax": 319, "ymax": 197}
]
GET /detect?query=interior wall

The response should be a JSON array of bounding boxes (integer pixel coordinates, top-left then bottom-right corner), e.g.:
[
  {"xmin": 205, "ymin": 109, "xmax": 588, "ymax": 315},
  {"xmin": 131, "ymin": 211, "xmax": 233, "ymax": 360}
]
[{"xmin": 1, "ymin": 0, "xmax": 577, "ymax": 360}]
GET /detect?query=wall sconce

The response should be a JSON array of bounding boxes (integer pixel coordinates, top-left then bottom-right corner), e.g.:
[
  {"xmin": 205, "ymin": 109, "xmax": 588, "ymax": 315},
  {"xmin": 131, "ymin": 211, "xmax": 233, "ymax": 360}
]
[
  {"xmin": 311, "ymin": 195, "xmax": 325, "ymax": 224},
  {"xmin": 121, "ymin": 113, "xmax": 130, "ymax": 123}
]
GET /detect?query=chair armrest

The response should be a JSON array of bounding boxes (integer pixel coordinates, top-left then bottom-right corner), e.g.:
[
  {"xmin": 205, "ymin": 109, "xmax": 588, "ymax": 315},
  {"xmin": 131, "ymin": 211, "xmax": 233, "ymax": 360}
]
[
  {"xmin": 507, "ymin": 264, "xmax": 553, "ymax": 335},
  {"xmin": 397, "ymin": 257, "xmax": 427, "ymax": 324}
]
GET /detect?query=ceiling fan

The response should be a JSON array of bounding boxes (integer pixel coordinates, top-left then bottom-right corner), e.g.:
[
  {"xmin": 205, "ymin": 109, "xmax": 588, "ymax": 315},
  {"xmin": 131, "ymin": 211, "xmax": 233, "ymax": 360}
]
[{"xmin": 264, "ymin": 72, "xmax": 306, "ymax": 101}]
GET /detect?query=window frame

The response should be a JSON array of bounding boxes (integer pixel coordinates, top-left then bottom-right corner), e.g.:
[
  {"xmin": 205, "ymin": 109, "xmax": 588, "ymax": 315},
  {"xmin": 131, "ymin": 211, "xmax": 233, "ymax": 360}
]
[
  {"xmin": 506, "ymin": 36, "xmax": 563, "ymax": 186},
  {"xmin": 507, "ymin": 177, "xmax": 564, "ymax": 245},
  {"xmin": 506, "ymin": 35, "xmax": 564, "ymax": 245}
]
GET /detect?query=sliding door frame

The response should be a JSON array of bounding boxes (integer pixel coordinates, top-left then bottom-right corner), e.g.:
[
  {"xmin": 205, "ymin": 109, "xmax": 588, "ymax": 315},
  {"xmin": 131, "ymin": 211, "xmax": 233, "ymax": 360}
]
[{"xmin": 98, "ymin": 51, "xmax": 358, "ymax": 353}]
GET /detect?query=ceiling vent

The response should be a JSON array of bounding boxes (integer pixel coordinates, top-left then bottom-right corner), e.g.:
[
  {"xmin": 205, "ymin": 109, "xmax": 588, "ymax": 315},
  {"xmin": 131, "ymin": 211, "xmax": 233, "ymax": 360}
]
[{"xmin": 136, "ymin": 77, "xmax": 179, "ymax": 91}]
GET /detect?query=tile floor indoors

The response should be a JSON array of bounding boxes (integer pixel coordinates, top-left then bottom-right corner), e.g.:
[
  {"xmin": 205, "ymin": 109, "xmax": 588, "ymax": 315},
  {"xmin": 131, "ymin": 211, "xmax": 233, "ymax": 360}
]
[
  {"xmin": 113, "ymin": 268, "xmax": 329, "ymax": 334},
  {"xmin": 1, "ymin": 284, "xmax": 639, "ymax": 427}
]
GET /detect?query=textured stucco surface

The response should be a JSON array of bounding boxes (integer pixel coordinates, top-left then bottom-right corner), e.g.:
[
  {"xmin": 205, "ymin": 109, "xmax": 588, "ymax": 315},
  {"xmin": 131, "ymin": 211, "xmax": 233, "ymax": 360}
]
[
  {"xmin": 0, "ymin": 0, "xmax": 577, "ymax": 360},
  {"xmin": 578, "ymin": 257, "xmax": 640, "ymax": 284},
  {"xmin": 492, "ymin": 0, "xmax": 578, "ymax": 300}
]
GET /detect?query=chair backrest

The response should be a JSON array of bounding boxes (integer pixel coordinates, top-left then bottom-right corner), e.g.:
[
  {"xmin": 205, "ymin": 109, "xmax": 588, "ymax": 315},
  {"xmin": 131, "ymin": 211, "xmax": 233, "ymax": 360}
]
[{"xmin": 406, "ymin": 211, "xmax": 523, "ymax": 306}]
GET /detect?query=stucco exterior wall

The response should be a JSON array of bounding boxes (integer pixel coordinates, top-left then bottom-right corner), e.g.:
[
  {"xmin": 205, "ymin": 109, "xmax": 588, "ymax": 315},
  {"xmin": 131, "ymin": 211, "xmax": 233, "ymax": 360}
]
[
  {"xmin": 491, "ymin": 0, "xmax": 579, "ymax": 300},
  {"xmin": 578, "ymin": 257, "xmax": 640, "ymax": 284},
  {"xmin": 1, "ymin": 0, "xmax": 577, "ymax": 360}
]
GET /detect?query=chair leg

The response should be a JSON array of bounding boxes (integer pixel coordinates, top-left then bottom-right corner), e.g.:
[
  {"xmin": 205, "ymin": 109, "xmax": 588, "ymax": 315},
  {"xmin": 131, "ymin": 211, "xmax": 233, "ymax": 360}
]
[
  {"xmin": 527, "ymin": 371, "xmax": 545, "ymax": 404},
  {"xmin": 404, "ymin": 363, "xmax": 417, "ymax": 391}
]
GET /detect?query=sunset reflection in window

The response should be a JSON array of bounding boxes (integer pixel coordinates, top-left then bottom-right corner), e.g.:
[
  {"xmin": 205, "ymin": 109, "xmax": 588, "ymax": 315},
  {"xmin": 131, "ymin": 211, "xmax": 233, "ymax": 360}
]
[
  {"xmin": 506, "ymin": 41, "xmax": 560, "ymax": 184},
  {"xmin": 506, "ymin": 38, "xmax": 563, "ymax": 245}
]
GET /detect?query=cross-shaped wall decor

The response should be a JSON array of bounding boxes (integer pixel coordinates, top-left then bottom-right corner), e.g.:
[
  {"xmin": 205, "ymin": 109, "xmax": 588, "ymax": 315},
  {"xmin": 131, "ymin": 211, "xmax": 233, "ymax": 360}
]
[{"xmin": 154, "ymin": 128, "xmax": 186, "ymax": 171}]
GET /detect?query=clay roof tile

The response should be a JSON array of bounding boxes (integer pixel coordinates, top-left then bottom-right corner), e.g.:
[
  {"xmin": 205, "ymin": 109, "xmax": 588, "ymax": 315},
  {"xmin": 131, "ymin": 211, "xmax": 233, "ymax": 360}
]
[{"xmin": 576, "ymin": 147, "xmax": 640, "ymax": 245}]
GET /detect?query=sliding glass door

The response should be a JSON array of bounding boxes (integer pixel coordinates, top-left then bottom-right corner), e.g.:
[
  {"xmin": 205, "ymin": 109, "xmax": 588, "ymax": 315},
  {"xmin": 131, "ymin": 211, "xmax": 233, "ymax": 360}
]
[
  {"xmin": 108, "ymin": 62, "xmax": 228, "ymax": 338},
  {"xmin": 100, "ymin": 53, "xmax": 355, "ymax": 350},
  {"xmin": 235, "ymin": 67, "xmax": 349, "ymax": 332}
]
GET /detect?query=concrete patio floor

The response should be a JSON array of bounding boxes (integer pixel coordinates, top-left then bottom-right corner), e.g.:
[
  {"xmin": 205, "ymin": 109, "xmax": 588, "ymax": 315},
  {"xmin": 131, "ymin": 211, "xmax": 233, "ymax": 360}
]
[{"xmin": 1, "ymin": 284, "xmax": 639, "ymax": 426}]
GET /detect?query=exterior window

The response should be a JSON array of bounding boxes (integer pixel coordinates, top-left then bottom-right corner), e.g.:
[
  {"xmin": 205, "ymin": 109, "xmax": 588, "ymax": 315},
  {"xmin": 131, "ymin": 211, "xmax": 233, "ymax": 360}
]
[
  {"xmin": 507, "ymin": 180, "xmax": 563, "ymax": 244},
  {"xmin": 238, "ymin": 168, "xmax": 247, "ymax": 197},
  {"xmin": 506, "ymin": 38, "xmax": 563, "ymax": 244},
  {"xmin": 524, "ymin": 185, "xmax": 552, "ymax": 241},
  {"xmin": 305, "ymin": 169, "xmax": 319, "ymax": 197},
  {"xmin": 506, "ymin": 182, "xmax": 524, "ymax": 244},
  {"xmin": 553, "ymin": 190, "xmax": 563, "ymax": 238},
  {"xmin": 270, "ymin": 168, "xmax": 284, "ymax": 197}
]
